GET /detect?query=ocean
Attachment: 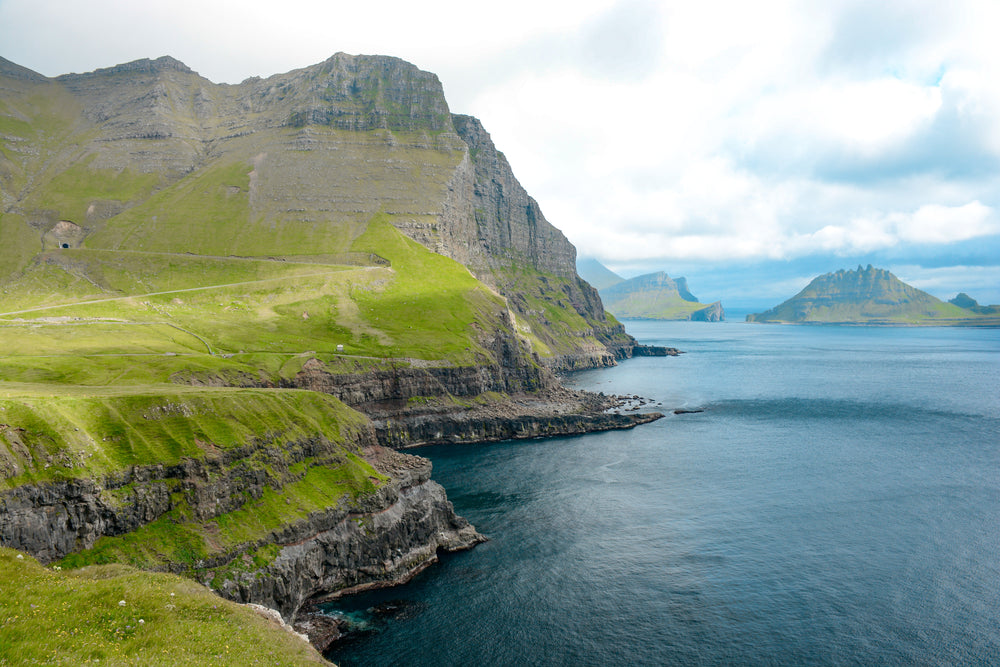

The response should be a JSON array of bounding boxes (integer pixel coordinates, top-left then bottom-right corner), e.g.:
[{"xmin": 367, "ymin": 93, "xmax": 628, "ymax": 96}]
[{"xmin": 326, "ymin": 321, "xmax": 1000, "ymax": 666}]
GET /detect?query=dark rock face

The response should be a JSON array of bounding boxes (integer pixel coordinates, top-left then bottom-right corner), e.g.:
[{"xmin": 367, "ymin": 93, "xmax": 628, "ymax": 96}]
[
  {"xmin": 449, "ymin": 114, "xmax": 578, "ymax": 279},
  {"xmin": 0, "ymin": 432, "xmax": 371, "ymax": 563},
  {"xmin": 0, "ymin": 476, "xmax": 172, "ymax": 563},
  {"xmin": 215, "ymin": 448, "xmax": 484, "ymax": 621},
  {"xmin": 630, "ymin": 345, "xmax": 682, "ymax": 357},
  {"xmin": 295, "ymin": 363, "xmax": 548, "ymax": 405},
  {"xmin": 0, "ymin": 438, "xmax": 481, "ymax": 633},
  {"xmin": 372, "ymin": 409, "xmax": 663, "ymax": 448}
]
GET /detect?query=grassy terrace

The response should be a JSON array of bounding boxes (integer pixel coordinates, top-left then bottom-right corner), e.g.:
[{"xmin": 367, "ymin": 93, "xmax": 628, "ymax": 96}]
[
  {"xmin": 0, "ymin": 208, "xmax": 520, "ymax": 587},
  {"xmin": 0, "ymin": 386, "xmax": 369, "ymax": 488},
  {"xmin": 0, "ymin": 549, "xmax": 327, "ymax": 665}
]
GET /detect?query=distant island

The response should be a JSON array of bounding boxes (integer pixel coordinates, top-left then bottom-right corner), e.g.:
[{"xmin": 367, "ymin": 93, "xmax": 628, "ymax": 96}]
[
  {"xmin": 578, "ymin": 258, "xmax": 724, "ymax": 321},
  {"xmin": 747, "ymin": 265, "xmax": 1000, "ymax": 326}
]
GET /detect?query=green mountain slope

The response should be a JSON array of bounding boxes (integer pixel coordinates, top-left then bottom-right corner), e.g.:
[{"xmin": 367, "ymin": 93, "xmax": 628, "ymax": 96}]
[
  {"xmin": 747, "ymin": 265, "xmax": 982, "ymax": 324},
  {"xmin": 0, "ymin": 548, "xmax": 328, "ymax": 665},
  {"xmin": 599, "ymin": 271, "xmax": 725, "ymax": 321},
  {"xmin": 0, "ymin": 53, "xmax": 629, "ymax": 372}
]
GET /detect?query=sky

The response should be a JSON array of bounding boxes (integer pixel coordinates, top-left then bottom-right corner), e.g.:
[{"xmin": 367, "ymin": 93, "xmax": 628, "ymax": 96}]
[{"xmin": 2, "ymin": 0, "xmax": 999, "ymax": 308}]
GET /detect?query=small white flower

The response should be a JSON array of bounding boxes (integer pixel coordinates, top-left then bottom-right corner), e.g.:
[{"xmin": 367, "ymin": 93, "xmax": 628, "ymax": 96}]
[
  {"xmin": 118, "ymin": 600, "xmax": 126, "ymax": 606},
  {"xmin": 138, "ymin": 619, "xmax": 145, "ymax": 624},
  {"xmin": 170, "ymin": 593, "xmax": 175, "ymax": 597},
  {"xmin": 16, "ymin": 555, "xmax": 23, "ymax": 560}
]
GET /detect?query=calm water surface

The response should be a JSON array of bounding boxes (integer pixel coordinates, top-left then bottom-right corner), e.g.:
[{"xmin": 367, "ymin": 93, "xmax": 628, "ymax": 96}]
[{"xmin": 327, "ymin": 321, "xmax": 1000, "ymax": 666}]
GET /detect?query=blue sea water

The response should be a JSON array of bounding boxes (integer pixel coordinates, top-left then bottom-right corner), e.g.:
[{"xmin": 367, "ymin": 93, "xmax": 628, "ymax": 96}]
[{"xmin": 326, "ymin": 321, "xmax": 1000, "ymax": 666}]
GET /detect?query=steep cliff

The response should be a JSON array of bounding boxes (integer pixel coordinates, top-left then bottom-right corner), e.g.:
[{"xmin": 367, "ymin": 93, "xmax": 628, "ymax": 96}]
[
  {"xmin": 0, "ymin": 390, "xmax": 481, "ymax": 626},
  {"xmin": 0, "ymin": 54, "xmax": 669, "ymax": 656},
  {"xmin": 1, "ymin": 53, "xmax": 634, "ymax": 369}
]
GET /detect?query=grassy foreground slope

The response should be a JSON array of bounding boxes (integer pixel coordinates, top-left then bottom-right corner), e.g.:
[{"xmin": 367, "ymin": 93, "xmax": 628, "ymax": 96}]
[{"xmin": 0, "ymin": 548, "xmax": 327, "ymax": 665}]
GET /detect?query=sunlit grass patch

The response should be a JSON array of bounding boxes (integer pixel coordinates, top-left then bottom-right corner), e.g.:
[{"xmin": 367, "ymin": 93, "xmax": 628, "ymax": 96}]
[{"xmin": 0, "ymin": 548, "xmax": 327, "ymax": 665}]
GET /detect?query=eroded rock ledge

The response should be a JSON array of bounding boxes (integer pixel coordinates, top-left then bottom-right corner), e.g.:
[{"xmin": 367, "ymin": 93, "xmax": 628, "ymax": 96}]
[
  {"xmin": 216, "ymin": 446, "xmax": 484, "ymax": 622},
  {"xmin": 361, "ymin": 387, "xmax": 663, "ymax": 448}
]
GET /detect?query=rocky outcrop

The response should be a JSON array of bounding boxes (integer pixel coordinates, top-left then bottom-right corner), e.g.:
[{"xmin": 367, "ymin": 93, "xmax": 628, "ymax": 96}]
[
  {"xmin": 0, "ymin": 436, "xmax": 481, "ymax": 637},
  {"xmin": 631, "ymin": 345, "xmax": 682, "ymax": 357},
  {"xmin": 691, "ymin": 301, "xmax": 725, "ymax": 322},
  {"xmin": 374, "ymin": 408, "xmax": 663, "ymax": 448},
  {"xmin": 213, "ymin": 447, "xmax": 483, "ymax": 621},
  {"xmin": 356, "ymin": 387, "xmax": 664, "ymax": 448}
]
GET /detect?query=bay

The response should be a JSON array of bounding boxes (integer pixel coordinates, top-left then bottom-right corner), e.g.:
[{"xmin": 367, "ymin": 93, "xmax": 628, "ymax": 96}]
[{"xmin": 327, "ymin": 321, "xmax": 1000, "ymax": 666}]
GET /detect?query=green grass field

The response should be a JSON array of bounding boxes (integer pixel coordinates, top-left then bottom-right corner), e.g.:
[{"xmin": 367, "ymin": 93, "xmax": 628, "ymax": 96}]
[{"xmin": 0, "ymin": 548, "xmax": 327, "ymax": 666}]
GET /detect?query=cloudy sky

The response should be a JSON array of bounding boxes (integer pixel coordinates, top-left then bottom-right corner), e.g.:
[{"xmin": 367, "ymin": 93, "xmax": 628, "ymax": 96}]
[{"xmin": 3, "ymin": 0, "xmax": 999, "ymax": 307}]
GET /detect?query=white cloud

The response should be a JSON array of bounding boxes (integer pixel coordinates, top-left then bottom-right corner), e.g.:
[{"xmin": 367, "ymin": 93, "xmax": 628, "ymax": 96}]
[
  {"xmin": 895, "ymin": 264, "xmax": 1000, "ymax": 303},
  {"xmin": 2, "ymin": 0, "xmax": 1000, "ymax": 283}
]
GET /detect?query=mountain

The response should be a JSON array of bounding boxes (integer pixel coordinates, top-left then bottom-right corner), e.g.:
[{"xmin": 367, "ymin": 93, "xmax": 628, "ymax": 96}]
[
  {"xmin": 0, "ymin": 53, "xmax": 668, "ymax": 657},
  {"xmin": 747, "ymin": 265, "xmax": 982, "ymax": 324},
  {"xmin": 577, "ymin": 257, "xmax": 624, "ymax": 290},
  {"xmin": 598, "ymin": 271, "xmax": 725, "ymax": 321},
  {"xmin": 0, "ymin": 53, "xmax": 633, "ymax": 369},
  {"xmin": 949, "ymin": 292, "xmax": 1000, "ymax": 315}
]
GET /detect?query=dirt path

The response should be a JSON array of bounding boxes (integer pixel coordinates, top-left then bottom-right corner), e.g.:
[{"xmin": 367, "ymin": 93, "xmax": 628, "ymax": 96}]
[{"xmin": 0, "ymin": 267, "xmax": 383, "ymax": 318}]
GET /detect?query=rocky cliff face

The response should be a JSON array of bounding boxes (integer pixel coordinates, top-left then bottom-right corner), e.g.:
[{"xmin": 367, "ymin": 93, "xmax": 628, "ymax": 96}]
[
  {"xmin": 212, "ymin": 446, "xmax": 483, "ymax": 621},
  {"xmin": 0, "ymin": 425, "xmax": 481, "ymax": 625},
  {"xmin": 691, "ymin": 301, "xmax": 725, "ymax": 322}
]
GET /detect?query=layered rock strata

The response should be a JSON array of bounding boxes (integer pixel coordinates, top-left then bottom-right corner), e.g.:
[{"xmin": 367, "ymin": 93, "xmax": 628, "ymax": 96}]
[
  {"xmin": 213, "ymin": 446, "xmax": 484, "ymax": 620},
  {"xmin": 0, "ymin": 432, "xmax": 481, "ymax": 631}
]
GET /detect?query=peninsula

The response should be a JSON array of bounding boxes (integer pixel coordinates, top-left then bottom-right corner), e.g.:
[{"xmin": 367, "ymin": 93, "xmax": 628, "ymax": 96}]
[
  {"xmin": 0, "ymin": 53, "xmax": 666, "ymax": 661},
  {"xmin": 578, "ymin": 259, "xmax": 724, "ymax": 321}
]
